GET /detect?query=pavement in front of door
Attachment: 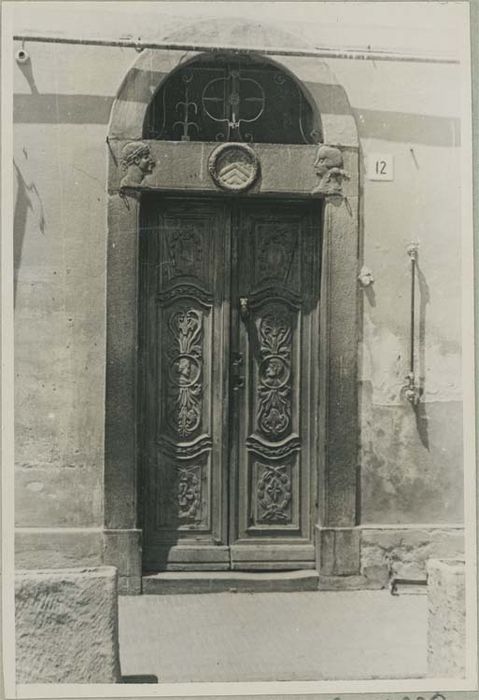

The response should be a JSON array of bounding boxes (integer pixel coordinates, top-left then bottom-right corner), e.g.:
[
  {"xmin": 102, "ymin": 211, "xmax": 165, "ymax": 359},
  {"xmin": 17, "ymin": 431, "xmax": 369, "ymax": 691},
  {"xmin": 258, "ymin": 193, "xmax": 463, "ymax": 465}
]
[{"xmin": 118, "ymin": 590, "xmax": 427, "ymax": 683}]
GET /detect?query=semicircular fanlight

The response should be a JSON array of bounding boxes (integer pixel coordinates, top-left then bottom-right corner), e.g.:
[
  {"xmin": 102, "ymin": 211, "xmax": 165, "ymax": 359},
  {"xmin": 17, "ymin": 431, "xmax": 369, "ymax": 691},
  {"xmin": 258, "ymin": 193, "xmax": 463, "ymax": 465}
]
[{"xmin": 144, "ymin": 56, "xmax": 320, "ymax": 145}]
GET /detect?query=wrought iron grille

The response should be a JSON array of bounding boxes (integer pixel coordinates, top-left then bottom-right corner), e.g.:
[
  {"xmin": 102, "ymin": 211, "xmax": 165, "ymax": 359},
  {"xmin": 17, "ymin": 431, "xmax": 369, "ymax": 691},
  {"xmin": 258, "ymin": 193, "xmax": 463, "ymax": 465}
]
[{"xmin": 143, "ymin": 57, "xmax": 320, "ymax": 144}]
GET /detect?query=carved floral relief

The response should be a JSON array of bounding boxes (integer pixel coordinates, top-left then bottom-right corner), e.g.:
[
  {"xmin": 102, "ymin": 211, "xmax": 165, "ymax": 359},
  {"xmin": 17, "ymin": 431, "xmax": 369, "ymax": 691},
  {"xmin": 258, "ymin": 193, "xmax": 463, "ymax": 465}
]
[
  {"xmin": 257, "ymin": 462, "xmax": 292, "ymax": 524},
  {"xmin": 158, "ymin": 460, "xmax": 204, "ymax": 527},
  {"xmin": 257, "ymin": 227, "xmax": 298, "ymax": 286},
  {"xmin": 176, "ymin": 464, "xmax": 202, "ymax": 520},
  {"xmin": 165, "ymin": 226, "xmax": 204, "ymax": 281}
]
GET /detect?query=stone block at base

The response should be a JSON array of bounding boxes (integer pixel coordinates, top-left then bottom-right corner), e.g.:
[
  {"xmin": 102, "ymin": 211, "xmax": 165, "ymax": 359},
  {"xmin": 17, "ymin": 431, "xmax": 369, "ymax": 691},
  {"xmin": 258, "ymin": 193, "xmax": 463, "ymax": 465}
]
[
  {"xmin": 427, "ymin": 558, "xmax": 465, "ymax": 678},
  {"xmin": 16, "ymin": 566, "xmax": 121, "ymax": 683},
  {"xmin": 315, "ymin": 525, "xmax": 464, "ymax": 589}
]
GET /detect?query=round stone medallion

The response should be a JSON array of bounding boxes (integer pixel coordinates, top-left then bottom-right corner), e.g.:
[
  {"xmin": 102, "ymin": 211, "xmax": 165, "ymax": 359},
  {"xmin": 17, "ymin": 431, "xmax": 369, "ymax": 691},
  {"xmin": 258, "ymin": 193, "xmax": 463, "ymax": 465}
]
[{"xmin": 208, "ymin": 143, "xmax": 260, "ymax": 192}]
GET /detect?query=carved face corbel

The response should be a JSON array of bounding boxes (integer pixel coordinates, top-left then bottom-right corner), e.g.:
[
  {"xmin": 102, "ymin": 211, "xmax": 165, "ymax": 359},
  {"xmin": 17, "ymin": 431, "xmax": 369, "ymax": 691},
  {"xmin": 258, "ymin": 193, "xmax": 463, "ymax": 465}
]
[
  {"xmin": 312, "ymin": 144, "xmax": 349, "ymax": 197},
  {"xmin": 119, "ymin": 141, "xmax": 156, "ymax": 189}
]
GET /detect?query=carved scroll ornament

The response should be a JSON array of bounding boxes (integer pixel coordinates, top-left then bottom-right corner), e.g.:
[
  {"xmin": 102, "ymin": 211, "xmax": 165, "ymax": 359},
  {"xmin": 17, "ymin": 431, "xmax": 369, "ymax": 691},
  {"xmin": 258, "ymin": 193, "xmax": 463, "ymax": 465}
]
[
  {"xmin": 312, "ymin": 144, "xmax": 349, "ymax": 197},
  {"xmin": 257, "ymin": 307, "xmax": 292, "ymax": 438},
  {"xmin": 167, "ymin": 309, "xmax": 203, "ymax": 438},
  {"xmin": 119, "ymin": 141, "xmax": 156, "ymax": 188}
]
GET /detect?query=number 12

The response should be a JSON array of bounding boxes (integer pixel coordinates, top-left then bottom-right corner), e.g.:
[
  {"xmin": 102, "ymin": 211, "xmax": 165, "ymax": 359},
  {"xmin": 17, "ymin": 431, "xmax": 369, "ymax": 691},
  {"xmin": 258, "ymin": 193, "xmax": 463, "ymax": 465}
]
[{"xmin": 376, "ymin": 160, "xmax": 387, "ymax": 175}]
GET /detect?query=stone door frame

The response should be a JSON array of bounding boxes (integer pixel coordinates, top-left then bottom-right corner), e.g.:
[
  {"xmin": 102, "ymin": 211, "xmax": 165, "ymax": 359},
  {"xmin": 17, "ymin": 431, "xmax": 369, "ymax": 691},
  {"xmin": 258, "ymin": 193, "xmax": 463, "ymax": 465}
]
[{"xmin": 104, "ymin": 47, "xmax": 360, "ymax": 593}]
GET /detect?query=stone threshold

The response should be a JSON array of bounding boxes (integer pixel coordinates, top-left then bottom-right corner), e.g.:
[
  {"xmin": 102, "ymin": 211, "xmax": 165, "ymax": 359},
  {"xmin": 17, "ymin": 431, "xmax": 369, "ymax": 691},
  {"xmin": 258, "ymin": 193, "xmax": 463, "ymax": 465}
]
[{"xmin": 142, "ymin": 570, "xmax": 319, "ymax": 594}]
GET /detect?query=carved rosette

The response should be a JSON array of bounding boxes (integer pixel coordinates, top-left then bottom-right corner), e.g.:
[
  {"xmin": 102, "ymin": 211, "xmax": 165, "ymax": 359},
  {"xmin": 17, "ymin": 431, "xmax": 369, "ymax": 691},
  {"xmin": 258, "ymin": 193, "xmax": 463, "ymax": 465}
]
[
  {"xmin": 257, "ymin": 305, "xmax": 292, "ymax": 438},
  {"xmin": 167, "ymin": 308, "xmax": 203, "ymax": 438}
]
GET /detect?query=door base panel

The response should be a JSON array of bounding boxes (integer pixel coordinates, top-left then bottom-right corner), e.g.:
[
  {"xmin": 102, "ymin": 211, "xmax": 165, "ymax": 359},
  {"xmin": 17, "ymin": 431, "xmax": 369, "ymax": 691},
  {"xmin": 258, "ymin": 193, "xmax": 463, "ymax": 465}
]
[
  {"xmin": 230, "ymin": 562, "xmax": 316, "ymax": 571},
  {"xmin": 143, "ymin": 545, "xmax": 230, "ymax": 572},
  {"xmin": 230, "ymin": 544, "xmax": 315, "ymax": 570},
  {"xmin": 144, "ymin": 543, "xmax": 316, "ymax": 572},
  {"xmin": 142, "ymin": 570, "xmax": 319, "ymax": 594}
]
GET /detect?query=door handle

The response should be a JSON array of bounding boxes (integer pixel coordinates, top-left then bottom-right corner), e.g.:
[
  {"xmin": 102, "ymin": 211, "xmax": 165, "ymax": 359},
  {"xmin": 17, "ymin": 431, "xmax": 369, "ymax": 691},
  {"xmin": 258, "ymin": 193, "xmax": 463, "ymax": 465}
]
[{"xmin": 231, "ymin": 352, "xmax": 244, "ymax": 391}]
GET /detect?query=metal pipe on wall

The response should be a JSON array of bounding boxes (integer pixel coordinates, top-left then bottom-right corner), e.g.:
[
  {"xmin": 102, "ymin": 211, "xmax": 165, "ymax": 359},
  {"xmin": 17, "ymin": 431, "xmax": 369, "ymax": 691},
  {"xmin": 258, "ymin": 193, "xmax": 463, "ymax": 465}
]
[
  {"xmin": 403, "ymin": 242, "xmax": 421, "ymax": 405},
  {"xmin": 12, "ymin": 34, "xmax": 459, "ymax": 65}
]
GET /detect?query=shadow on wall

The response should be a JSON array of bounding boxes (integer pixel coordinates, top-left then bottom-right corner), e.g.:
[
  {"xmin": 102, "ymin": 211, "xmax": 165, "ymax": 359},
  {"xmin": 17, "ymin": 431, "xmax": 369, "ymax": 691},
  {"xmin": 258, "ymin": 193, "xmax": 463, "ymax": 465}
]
[
  {"xmin": 13, "ymin": 155, "xmax": 46, "ymax": 303},
  {"xmin": 122, "ymin": 675, "xmax": 159, "ymax": 683},
  {"xmin": 16, "ymin": 52, "xmax": 39, "ymax": 94},
  {"xmin": 363, "ymin": 280, "xmax": 376, "ymax": 308},
  {"xmin": 415, "ymin": 255, "xmax": 431, "ymax": 450}
]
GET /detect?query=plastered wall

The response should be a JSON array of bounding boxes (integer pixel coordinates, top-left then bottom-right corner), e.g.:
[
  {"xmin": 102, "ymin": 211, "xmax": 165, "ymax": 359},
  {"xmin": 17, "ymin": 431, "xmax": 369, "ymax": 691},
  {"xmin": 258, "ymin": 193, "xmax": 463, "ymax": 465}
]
[
  {"xmin": 12, "ymin": 21, "xmax": 465, "ymax": 536},
  {"xmin": 13, "ymin": 44, "xmax": 133, "ymax": 528},
  {"xmin": 329, "ymin": 59, "xmax": 464, "ymax": 523}
]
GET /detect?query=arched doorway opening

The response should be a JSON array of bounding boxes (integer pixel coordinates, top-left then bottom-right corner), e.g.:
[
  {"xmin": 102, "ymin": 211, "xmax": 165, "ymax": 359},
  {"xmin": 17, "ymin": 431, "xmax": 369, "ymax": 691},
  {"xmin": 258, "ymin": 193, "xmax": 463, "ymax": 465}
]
[
  {"xmin": 105, "ymin": 40, "xmax": 360, "ymax": 590},
  {"xmin": 139, "ymin": 55, "xmax": 321, "ymax": 572}
]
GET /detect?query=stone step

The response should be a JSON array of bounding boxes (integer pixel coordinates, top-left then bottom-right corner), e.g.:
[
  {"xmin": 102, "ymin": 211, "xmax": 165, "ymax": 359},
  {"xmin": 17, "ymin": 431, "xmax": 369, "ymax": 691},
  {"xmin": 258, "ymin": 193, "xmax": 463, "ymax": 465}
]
[{"xmin": 142, "ymin": 570, "xmax": 319, "ymax": 594}]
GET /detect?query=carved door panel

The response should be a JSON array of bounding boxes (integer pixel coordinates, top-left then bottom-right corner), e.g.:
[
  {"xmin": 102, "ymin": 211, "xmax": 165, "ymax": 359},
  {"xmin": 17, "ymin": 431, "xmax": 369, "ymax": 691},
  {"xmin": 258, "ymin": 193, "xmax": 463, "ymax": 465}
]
[
  {"xmin": 229, "ymin": 202, "xmax": 320, "ymax": 569},
  {"xmin": 140, "ymin": 197, "xmax": 231, "ymax": 571},
  {"xmin": 140, "ymin": 197, "xmax": 320, "ymax": 572}
]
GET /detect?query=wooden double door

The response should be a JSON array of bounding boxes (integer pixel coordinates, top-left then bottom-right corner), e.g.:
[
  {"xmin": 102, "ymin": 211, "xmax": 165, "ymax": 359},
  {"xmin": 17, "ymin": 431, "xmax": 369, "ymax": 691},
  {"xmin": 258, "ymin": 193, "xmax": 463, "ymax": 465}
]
[{"xmin": 139, "ymin": 196, "xmax": 322, "ymax": 572}]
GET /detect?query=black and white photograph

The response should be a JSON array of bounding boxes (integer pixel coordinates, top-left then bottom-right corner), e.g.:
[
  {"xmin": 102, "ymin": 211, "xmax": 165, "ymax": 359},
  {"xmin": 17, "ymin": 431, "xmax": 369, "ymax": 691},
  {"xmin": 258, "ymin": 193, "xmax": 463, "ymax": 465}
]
[{"xmin": 1, "ymin": 1, "xmax": 477, "ymax": 696}]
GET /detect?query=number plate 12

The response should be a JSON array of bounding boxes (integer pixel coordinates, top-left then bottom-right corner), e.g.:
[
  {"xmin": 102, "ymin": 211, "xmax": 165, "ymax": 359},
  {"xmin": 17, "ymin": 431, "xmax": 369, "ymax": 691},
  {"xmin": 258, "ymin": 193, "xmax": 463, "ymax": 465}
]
[{"xmin": 367, "ymin": 153, "xmax": 394, "ymax": 181}]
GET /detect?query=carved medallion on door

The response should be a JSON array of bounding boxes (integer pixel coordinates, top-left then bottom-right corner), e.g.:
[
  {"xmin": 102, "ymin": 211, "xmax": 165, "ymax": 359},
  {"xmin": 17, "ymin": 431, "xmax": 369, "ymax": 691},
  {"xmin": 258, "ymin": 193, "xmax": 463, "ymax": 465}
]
[{"xmin": 139, "ymin": 197, "xmax": 321, "ymax": 572}]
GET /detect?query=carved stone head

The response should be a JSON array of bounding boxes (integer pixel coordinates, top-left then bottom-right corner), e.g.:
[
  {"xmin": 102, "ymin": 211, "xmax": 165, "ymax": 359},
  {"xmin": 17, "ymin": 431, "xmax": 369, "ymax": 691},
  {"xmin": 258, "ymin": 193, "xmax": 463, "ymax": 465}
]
[
  {"xmin": 314, "ymin": 145, "xmax": 344, "ymax": 176},
  {"xmin": 120, "ymin": 141, "xmax": 156, "ymax": 188},
  {"xmin": 312, "ymin": 144, "xmax": 349, "ymax": 197}
]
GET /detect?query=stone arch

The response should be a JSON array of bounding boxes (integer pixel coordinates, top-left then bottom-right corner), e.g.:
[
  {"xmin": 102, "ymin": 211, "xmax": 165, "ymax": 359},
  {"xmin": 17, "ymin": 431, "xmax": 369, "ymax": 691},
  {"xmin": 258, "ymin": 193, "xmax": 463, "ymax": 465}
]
[{"xmin": 104, "ymin": 33, "xmax": 360, "ymax": 592}]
